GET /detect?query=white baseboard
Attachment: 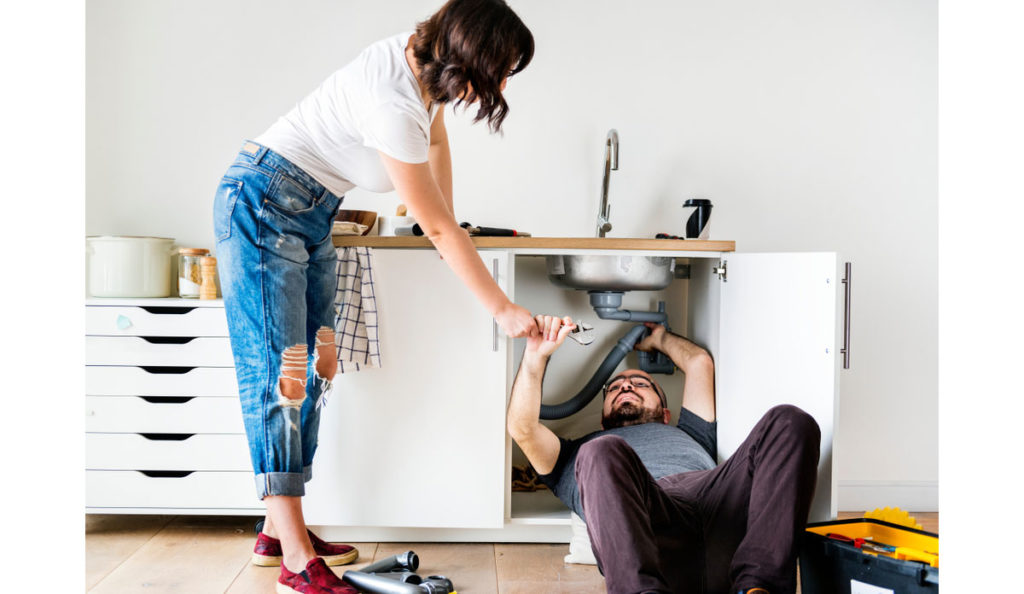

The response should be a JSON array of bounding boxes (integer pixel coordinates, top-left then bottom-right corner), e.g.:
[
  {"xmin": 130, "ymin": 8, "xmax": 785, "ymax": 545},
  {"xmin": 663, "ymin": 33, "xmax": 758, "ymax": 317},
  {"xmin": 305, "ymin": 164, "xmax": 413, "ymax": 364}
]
[{"xmin": 838, "ymin": 480, "xmax": 938, "ymax": 512}]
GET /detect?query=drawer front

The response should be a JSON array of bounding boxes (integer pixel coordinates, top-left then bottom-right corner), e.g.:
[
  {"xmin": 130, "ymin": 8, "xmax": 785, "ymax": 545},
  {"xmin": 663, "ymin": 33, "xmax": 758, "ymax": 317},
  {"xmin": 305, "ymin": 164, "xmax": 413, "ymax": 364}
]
[
  {"xmin": 86, "ymin": 336, "xmax": 234, "ymax": 366},
  {"xmin": 86, "ymin": 470, "xmax": 263, "ymax": 510},
  {"xmin": 86, "ymin": 305, "xmax": 229, "ymax": 337},
  {"xmin": 86, "ymin": 433, "xmax": 252, "ymax": 471},
  {"xmin": 86, "ymin": 366, "xmax": 239, "ymax": 397},
  {"xmin": 85, "ymin": 395, "xmax": 244, "ymax": 434}
]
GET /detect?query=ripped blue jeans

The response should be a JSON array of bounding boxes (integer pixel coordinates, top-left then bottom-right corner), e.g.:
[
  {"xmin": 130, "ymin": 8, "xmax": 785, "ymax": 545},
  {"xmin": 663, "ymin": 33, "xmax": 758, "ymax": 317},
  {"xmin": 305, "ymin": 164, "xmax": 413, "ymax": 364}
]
[{"xmin": 213, "ymin": 141, "xmax": 342, "ymax": 499}]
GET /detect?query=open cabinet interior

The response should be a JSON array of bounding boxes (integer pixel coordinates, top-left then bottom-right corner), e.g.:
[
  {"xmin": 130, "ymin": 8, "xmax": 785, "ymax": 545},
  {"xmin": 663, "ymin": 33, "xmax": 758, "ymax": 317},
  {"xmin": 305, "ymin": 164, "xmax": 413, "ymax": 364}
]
[
  {"xmin": 508, "ymin": 252, "xmax": 838, "ymax": 526},
  {"xmin": 507, "ymin": 254, "xmax": 708, "ymax": 525}
]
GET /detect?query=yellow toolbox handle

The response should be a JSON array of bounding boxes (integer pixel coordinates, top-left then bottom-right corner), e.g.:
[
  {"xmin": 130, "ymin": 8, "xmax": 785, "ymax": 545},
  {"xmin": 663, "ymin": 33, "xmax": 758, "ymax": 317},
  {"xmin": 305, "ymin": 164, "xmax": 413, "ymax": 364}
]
[{"xmin": 895, "ymin": 547, "xmax": 939, "ymax": 568}]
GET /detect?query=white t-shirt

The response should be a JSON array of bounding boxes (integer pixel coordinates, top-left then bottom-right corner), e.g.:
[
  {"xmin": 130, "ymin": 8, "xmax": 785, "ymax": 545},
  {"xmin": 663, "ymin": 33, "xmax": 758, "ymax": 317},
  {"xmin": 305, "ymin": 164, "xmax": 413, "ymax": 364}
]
[{"xmin": 255, "ymin": 32, "xmax": 438, "ymax": 196}]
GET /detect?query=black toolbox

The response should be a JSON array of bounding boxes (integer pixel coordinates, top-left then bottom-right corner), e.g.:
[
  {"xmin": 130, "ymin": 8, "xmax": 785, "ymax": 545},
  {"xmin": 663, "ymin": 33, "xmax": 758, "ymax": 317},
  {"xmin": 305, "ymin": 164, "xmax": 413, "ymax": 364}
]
[{"xmin": 800, "ymin": 518, "xmax": 939, "ymax": 593}]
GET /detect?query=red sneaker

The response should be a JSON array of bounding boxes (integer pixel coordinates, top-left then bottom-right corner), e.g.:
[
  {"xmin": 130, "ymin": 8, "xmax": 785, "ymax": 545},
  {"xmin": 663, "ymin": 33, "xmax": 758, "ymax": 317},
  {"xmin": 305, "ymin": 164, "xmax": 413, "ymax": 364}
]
[
  {"xmin": 276, "ymin": 557, "xmax": 357, "ymax": 594},
  {"xmin": 254, "ymin": 530, "xmax": 359, "ymax": 567}
]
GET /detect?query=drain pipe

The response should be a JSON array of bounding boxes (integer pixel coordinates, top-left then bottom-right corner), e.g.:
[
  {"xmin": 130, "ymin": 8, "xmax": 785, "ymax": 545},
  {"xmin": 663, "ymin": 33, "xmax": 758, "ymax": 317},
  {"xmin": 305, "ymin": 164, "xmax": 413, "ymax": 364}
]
[
  {"xmin": 538, "ymin": 293, "xmax": 678, "ymax": 420},
  {"xmin": 538, "ymin": 324, "xmax": 648, "ymax": 420},
  {"xmin": 589, "ymin": 291, "xmax": 668, "ymax": 323}
]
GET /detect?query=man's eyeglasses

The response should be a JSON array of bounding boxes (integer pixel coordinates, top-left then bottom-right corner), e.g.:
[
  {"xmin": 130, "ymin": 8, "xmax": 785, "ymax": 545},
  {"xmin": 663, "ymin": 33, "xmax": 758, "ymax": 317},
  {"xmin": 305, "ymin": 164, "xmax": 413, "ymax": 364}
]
[{"xmin": 603, "ymin": 375, "xmax": 666, "ymax": 407}]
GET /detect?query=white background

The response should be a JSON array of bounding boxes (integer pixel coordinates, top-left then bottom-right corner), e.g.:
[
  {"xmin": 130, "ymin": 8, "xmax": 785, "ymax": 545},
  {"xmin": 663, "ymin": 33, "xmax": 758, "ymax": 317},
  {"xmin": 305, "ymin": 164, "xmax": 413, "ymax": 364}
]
[
  {"xmin": 3, "ymin": 0, "xmax": 1022, "ymax": 591},
  {"xmin": 85, "ymin": 0, "xmax": 938, "ymax": 510}
]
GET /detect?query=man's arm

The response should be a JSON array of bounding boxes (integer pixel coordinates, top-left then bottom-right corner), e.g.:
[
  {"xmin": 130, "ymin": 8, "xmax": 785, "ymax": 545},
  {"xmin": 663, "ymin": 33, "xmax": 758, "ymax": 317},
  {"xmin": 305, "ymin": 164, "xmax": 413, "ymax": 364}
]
[
  {"xmin": 506, "ymin": 315, "xmax": 575, "ymax": 475},
  {"xmin": 636, "ymin": 323, "xmax": 716, "ymax": 422}
]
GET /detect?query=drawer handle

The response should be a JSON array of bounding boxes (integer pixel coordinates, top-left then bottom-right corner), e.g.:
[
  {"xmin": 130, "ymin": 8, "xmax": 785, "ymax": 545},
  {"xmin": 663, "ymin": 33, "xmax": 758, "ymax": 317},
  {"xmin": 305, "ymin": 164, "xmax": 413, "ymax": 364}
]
[
  {"xmin": 139, "ymin": 433, "xmax": 195, "ymax": 441},
  {"xmin": 140, "ymin": 366, "xmax": 196, "ymax": 375},
  {"xmin": 140, "ymin": 336, "xmax": 197, "ymax": 345},
  {"xmin": 139, "ymin": 470, "xmax": 194, "ymax": 478},
  {"xmin": 140, "ymin": 396, "xmax": 195, "ymax": 404},
  {"xmin": 139, "ymin": 306, "xmax": 197, "ymax": 315}
]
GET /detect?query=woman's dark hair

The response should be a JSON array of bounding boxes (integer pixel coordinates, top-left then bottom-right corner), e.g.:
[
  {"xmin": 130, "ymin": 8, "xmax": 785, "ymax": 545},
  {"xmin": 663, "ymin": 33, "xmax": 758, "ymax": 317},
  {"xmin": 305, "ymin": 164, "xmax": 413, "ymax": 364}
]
[{"xmin": 412, "ymin": 0, "xmax": 534, "ymax": 133}]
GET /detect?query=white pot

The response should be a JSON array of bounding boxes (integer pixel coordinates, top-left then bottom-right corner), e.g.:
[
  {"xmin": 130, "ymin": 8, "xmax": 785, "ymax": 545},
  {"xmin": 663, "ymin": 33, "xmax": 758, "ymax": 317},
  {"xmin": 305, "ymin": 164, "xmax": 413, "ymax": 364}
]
[{"xmin": 87, "ymin": 236, "xmax": 176, "ymax": 297}]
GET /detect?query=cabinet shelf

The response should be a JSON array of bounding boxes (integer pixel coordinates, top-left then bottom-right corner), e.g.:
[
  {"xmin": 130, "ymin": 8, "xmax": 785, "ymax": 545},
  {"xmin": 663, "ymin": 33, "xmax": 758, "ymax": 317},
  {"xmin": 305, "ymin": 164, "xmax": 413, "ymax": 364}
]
[{"xmin": 509, "ymin": 491, "xmax": 572, "ymax": 526}]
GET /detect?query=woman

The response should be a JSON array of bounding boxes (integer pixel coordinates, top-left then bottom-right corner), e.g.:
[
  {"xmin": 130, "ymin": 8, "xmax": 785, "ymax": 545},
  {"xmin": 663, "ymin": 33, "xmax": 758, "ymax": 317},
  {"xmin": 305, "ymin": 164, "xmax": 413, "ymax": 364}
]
[{"xmin": 212, "ymin": 1, "xmax": 536, "ymax": 592}]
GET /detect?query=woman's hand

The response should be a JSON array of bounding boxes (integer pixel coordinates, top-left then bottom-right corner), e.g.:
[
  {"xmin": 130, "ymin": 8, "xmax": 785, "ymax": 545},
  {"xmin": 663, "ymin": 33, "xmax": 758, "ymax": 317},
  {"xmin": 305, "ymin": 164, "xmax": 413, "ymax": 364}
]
[
  {"xmin": 525, "ymin": 315, "xmax": 575, "ymax": 358},
  {"xmin": 495, "ymin": 302, "xmax": 540, "ymax": 338}
]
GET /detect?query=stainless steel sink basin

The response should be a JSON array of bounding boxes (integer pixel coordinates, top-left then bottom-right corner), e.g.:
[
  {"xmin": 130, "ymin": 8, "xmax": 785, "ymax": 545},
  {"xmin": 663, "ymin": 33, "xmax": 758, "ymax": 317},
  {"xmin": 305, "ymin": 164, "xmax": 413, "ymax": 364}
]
[{"xmin": 546, "ymin": 255, "xmax": 675, "ymax": 291}]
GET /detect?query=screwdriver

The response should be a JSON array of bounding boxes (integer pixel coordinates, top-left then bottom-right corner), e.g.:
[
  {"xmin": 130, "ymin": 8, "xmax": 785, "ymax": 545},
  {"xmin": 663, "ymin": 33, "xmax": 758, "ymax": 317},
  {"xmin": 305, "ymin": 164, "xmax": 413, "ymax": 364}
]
[{"xmin": 826, "ymin": 533, "xmax": 896, "ymax": 553}]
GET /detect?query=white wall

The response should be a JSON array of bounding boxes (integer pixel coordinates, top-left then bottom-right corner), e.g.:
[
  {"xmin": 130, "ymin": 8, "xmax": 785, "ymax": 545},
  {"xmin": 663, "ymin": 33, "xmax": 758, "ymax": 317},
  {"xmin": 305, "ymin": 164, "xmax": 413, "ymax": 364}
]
[{"xmin": 87, "ymin": 0, "xmax": 937, "ymax": 510}]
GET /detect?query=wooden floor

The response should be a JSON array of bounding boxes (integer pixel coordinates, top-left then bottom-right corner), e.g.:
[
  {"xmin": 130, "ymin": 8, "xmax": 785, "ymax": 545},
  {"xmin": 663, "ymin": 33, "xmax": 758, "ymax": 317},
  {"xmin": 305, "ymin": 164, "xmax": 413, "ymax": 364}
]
[{"xmin": 86, "ymin": 512, "xmax": 938, "ymax": 593}]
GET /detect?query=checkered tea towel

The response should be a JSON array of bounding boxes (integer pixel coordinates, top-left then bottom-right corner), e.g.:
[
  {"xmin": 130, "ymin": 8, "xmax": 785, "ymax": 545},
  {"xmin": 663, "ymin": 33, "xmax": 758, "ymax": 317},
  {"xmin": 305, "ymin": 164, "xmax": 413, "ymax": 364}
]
[{"xmin": 334, "ymin": 246, "xmax": 382, "ymax": 373}]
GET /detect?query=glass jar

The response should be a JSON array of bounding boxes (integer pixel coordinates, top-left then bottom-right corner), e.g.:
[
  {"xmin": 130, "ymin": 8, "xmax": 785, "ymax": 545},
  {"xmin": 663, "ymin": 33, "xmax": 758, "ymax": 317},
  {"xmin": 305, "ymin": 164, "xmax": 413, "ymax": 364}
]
[{"xmin": 177, "ymin": 248, "xmax": 209, "ymax": 298}]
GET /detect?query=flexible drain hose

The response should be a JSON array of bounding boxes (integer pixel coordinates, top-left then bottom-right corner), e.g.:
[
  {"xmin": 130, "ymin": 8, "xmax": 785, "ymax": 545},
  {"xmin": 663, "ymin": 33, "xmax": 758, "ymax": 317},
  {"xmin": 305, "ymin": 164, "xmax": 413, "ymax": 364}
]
[{"xmin": 538, "ymin": 324, "xmax": 649, "ymax": 420}]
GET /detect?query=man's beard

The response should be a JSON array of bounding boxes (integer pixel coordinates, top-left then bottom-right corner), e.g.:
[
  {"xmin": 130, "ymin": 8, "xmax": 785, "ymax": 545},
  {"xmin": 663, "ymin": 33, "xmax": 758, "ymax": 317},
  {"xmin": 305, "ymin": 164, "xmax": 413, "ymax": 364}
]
[{"xmin": 602, "ymin": 402, "xmax": 664, "ymax": 429}]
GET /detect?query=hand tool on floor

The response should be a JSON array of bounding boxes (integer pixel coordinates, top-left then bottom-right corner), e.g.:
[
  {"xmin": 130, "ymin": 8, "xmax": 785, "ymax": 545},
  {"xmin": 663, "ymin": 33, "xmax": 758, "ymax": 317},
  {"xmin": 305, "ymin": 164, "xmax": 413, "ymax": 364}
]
[
  {"xmin": 360, "ymin": 551, "xmax": 419, "ymax": 574},
  {"xmin": 567, "ymin": 321, "xmax": 595, "ymax": 346},
  {"xmin": 343, "ymin": 550, "xmax": 457, "ymax": 594},
  {"xmin": 373, "ymin": 570, "xmax": 423, "ymax": 584},
  {"xmin": 343, "ymin": 570, "xmax": 456, "ymax": 594}
]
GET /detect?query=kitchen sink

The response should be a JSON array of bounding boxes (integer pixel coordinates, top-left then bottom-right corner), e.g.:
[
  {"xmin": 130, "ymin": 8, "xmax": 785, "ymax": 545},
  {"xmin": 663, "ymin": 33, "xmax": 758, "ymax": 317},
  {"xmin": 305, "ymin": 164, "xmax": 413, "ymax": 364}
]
[{"xmin": 546, "ymin": 255, "xmax": 675, "ymax": 291}]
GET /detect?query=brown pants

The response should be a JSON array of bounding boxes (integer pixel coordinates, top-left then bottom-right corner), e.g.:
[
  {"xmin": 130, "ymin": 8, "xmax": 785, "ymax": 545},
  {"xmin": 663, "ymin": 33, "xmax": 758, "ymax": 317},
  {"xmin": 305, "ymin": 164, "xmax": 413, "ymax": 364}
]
[{"xmin": 575, "ymin": 405, "xmax": 821, "ymax": 594}]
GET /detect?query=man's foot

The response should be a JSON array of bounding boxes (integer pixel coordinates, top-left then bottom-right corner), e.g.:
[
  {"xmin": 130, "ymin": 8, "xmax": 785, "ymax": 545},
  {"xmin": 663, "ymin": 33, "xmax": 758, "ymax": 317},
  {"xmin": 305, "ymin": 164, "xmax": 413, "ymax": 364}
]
[
  {"xmin": 276, "ymin": 557, "xmax": 357, "ymax": 594},
  {"xmin": 255, "ymin": 530, "xmax": 359, "ymax": 567}
]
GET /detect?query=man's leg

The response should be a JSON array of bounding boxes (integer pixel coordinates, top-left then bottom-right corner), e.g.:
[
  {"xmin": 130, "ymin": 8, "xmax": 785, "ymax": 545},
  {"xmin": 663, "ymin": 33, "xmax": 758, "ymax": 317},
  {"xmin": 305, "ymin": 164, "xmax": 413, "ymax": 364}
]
[
  {"xmin": 575, "ymin": 435, "xmax": 704, "ymax": 594},
  {"xmin": 663, "ymin": 405, "xmax": 820, "ymax": 593}
]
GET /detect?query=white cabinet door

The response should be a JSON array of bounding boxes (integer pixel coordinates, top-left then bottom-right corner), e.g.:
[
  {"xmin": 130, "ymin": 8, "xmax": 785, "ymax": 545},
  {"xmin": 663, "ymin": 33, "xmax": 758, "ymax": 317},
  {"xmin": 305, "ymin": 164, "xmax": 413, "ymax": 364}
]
[
  {"xmin": 304, "ymin": 249, "xmax": 509, "ymax": 529},
  {"xmin": 715, "ymin": 252, "xmax": 839, "ymax": 522}
]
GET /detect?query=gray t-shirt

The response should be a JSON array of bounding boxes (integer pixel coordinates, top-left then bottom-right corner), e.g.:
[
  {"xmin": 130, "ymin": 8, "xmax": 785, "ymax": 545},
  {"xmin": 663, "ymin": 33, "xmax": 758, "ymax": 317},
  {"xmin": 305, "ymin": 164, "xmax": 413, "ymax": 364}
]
[{"xmin": 537, "ymin": 408, "xmax": 717, "ymax": 520}]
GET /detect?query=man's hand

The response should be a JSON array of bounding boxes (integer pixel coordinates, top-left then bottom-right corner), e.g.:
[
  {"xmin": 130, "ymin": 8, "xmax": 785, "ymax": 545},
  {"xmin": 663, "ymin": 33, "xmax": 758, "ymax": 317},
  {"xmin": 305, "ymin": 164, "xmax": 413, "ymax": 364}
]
[
  {"xmin": 525, "ymin": 315, "xmax": 575, "ymax": 358},
  {"xmin": 508, "ymin": 314, "xmax": 570, "ymax": 475},
  {"xmin": 634, "ymin": 322, "xmax": 667, "ymax": 353}
]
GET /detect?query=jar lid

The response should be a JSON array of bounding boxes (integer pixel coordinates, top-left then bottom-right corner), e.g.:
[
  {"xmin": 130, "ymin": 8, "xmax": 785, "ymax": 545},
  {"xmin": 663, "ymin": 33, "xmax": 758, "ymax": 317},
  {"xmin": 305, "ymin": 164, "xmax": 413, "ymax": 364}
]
[
  {"xmin": 179, "ymin": 248, "xmax": 210, "ymax": 256},
  {"xmin": 200, "ymin": 256, "xmax": 217, "ymax": 265}
]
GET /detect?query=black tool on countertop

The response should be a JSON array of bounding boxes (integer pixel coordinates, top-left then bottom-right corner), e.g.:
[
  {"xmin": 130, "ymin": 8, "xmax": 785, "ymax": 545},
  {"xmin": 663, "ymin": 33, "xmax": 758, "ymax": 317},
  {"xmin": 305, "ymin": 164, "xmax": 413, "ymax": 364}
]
[
  {"xmin": 655, "ymin": 233, "xmax": 685, "ymax": 240},
  {"xmin": 460, "ymin": 221, "xmax": 531, "ymax": 237},
  {"xmin": 396, "ymin": 222, "xmax": 529, "ymax": 237}
]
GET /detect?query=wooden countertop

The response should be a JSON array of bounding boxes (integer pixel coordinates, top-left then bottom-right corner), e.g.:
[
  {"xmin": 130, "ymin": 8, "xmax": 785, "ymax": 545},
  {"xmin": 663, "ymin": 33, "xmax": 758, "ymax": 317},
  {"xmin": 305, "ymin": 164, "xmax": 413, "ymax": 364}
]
[{"xmin": 332, "ymin": 236, "xmax": 735, "ymax": 251}]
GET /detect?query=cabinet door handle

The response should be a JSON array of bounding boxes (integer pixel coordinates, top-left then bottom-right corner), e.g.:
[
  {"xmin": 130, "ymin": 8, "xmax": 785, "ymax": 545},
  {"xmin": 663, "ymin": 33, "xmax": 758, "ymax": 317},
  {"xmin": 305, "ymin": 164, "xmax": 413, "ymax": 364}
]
[
  {"xmin": 139, "ymin": 433, "xmax": 195, "ymax": 441},
  {"xmin": 139, "ymin": 336, "xmax": 197, "ymax": 345},
  {"xmin": 139, "ymin": 470, "xmax": 194, "ymax": 478},
  {"xmin": 841, "ymin": 262, "xmax": 852, "ymax": 369},
  {"xmin": 139, "ymin": 306, "xmax": 197, "ymax": 315},
  {"xmin": 140, "ymin": 396, "xmax": 195, "ymax": 404},
  {"xmin": 492, "ymin": 258, "xmax": 499, "ymax": 352},
  {"xmin": 140, "ymin": 366, "xmax": 195, "ymax": 374}
]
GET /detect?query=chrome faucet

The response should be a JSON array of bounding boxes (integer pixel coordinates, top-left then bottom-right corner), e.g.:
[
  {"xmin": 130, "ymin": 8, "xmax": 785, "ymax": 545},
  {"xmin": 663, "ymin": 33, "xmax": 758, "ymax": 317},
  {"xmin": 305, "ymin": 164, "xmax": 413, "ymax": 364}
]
[{"xmin": 597, "ymin": 129, "xmax": 618, "ymax": 237}]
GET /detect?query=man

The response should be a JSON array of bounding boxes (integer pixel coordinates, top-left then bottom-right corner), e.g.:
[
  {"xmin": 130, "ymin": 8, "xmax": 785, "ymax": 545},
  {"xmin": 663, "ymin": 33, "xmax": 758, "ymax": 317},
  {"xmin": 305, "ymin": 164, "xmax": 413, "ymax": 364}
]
[{"xmin": 507, "ymin": 315, "xmax": 821, "ymax": 594}]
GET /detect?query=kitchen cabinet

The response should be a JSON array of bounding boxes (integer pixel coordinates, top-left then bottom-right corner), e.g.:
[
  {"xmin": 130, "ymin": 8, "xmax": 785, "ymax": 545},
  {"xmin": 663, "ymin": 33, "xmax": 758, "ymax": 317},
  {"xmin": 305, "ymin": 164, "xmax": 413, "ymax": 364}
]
[
  {"xmin": 83, "ymin": 241, "xmax": 844, "ymax": 544},
  {"xmin": 303, "ymin": 249, "xmax": 511, "ymax": 530},
  {"xmin": 84, "ymin": 299, "xmax": 262, "ymax": 514},
  {"xmin": 690, "ymin": 253, "xmax": 840, "ymax": 522},
  {"xmin": 305, "ymin": 241, "xmax": 843, "ymax": 542}
]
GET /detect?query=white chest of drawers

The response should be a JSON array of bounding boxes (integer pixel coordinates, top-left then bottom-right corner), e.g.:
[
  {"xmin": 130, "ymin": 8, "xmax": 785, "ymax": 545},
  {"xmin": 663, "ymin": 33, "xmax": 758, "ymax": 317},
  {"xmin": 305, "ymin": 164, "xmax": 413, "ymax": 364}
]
[{"xmin": 85, "ymin": 298, "xmax": 264, "ymax": 515}]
